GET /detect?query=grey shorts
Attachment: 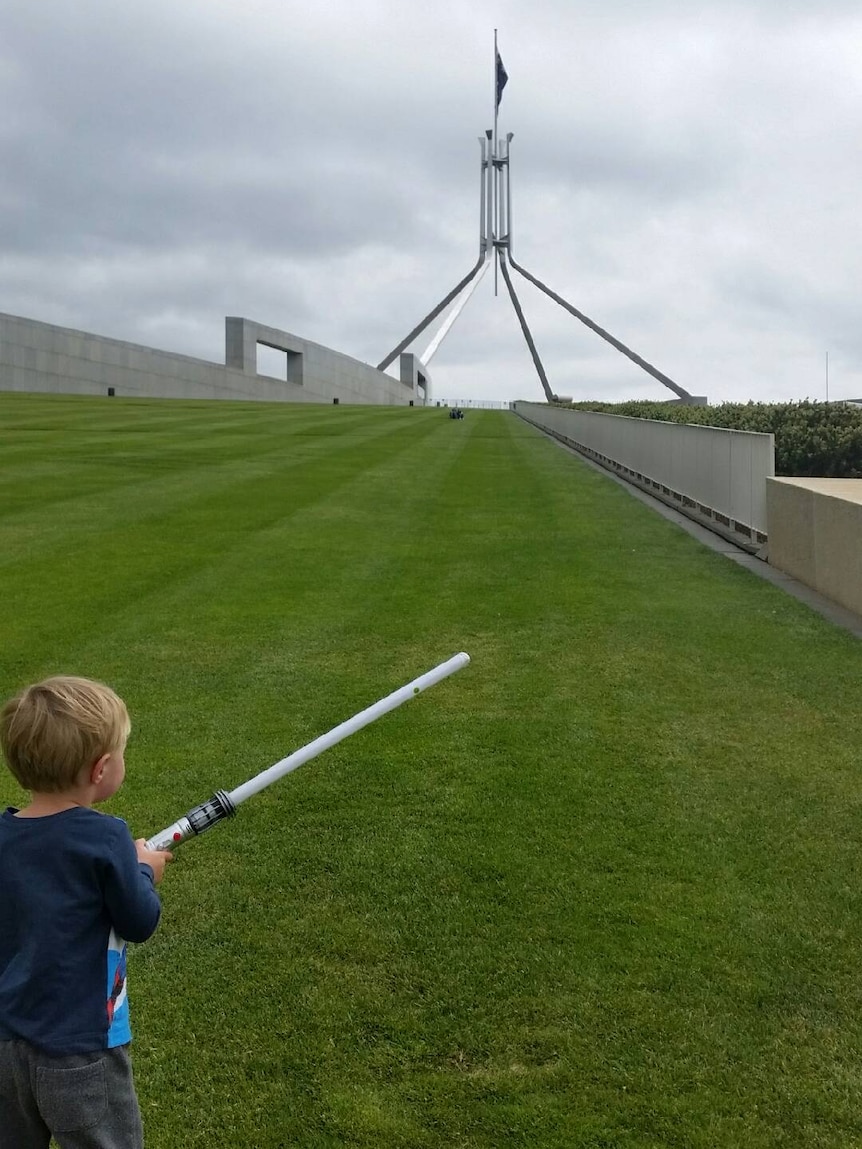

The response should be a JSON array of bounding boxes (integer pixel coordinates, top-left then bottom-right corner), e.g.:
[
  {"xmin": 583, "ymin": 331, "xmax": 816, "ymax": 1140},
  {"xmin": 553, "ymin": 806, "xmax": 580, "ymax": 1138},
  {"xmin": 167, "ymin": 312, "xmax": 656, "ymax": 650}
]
[{"xmin": 0, "ymin": 1039, "xmax": 143, "ymax": 1149}]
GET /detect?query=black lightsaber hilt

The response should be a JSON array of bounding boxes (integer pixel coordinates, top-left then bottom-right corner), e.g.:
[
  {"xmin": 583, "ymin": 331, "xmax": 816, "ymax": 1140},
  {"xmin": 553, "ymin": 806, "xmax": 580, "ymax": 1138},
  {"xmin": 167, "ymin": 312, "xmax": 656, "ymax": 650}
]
[{"xmin": 145, "ymin": 789, "xmax": 236, "ymax": 851}]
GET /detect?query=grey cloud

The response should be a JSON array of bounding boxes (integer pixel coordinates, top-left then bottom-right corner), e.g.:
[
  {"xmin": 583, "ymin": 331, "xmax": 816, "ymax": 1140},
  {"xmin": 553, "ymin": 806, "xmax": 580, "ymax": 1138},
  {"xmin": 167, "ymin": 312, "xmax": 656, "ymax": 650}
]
[{"xmin": 3, "ymin": 0, "xmax": 862, "ymax": 404}]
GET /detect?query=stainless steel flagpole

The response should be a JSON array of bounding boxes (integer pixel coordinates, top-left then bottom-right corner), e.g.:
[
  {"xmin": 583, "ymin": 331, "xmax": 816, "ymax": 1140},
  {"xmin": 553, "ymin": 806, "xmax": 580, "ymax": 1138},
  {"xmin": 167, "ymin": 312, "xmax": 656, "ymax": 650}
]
[{"xmin": 493, "ymin": 29, "xmax": 499, "ymax": 297}]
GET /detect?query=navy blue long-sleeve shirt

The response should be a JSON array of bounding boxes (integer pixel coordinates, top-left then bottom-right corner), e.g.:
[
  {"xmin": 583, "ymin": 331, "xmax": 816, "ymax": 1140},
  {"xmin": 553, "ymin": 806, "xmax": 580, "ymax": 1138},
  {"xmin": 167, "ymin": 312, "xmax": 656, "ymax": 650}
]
[{"xmin": 0, "ymin": 806, "xmax": 161, "ymax": 1055}]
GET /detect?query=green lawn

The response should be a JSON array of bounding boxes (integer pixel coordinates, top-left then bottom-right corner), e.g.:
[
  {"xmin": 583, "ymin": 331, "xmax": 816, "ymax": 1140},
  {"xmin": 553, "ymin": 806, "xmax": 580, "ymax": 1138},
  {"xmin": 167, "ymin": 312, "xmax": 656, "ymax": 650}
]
[{"xmin": 2, "ymin": 391, "xmax": 862, "ymax": 1147}]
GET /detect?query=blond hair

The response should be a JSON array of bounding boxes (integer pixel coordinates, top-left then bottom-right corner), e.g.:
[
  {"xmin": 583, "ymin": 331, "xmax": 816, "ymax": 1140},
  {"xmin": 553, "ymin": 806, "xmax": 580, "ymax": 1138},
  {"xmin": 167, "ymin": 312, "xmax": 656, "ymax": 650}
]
[{"xmin": 0, "ymin": 676, "xmax": 131, "ymax": 793}]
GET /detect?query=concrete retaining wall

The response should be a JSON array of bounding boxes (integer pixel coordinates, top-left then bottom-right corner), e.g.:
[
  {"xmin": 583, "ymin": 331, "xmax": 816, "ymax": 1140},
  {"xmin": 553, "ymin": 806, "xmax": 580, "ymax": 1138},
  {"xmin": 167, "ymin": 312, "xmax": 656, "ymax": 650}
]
[
  {"xmin": 514, "ymin": 401, "xmax": 774, "ymax": 545},
  {"xmin": 767, "ymin": 478, "xmax": 862, "ymax": 616},
  {"xmin": 0, "ymin": 312, "xmax": 427, "ymax": 406}
]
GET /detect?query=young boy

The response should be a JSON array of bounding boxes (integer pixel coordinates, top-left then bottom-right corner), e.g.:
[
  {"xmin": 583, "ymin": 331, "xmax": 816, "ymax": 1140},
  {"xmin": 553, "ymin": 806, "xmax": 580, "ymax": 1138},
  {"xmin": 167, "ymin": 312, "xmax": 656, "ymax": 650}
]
[{"xmin": 0, "ymin": 675, "xmax": 173, "ymax": 1148}]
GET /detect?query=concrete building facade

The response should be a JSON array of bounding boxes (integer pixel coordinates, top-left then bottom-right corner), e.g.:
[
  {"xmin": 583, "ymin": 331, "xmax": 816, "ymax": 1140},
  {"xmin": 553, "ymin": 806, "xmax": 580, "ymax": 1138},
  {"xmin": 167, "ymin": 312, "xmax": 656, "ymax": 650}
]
[{"xmin": 0, "ymin": 312, "xmax": 428, "ymax": 406}]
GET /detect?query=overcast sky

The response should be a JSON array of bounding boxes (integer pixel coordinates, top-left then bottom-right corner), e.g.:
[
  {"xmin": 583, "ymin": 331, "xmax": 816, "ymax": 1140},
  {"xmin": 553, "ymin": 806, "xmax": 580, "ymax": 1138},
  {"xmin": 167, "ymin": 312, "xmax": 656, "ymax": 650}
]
[{"xmin": 2, "ymin": 0, "xmax": 862, "ymax": 405}]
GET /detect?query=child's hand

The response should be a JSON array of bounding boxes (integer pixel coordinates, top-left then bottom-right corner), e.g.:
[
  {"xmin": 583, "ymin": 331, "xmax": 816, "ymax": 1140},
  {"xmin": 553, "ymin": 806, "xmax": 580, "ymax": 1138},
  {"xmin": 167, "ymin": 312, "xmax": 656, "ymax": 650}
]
[{"xmin": 135, "ymin": 839, "xmax": 174, "ymax": 884}]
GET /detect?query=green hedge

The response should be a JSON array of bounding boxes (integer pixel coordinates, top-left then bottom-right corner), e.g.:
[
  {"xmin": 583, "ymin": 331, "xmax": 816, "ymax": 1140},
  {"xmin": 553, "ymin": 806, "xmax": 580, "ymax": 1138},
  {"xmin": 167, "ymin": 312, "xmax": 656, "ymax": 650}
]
[{"xmin": 564, "ymin": 400, "xmax": 862, "ymax": 478}]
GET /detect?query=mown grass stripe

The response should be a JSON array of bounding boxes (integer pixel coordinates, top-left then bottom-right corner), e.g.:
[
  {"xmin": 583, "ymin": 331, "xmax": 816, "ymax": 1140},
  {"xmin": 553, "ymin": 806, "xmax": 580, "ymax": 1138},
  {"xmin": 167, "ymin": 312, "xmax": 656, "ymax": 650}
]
[{"xmin": 2, "ymin": 395, "xmax": 862, "ymax": 1147}]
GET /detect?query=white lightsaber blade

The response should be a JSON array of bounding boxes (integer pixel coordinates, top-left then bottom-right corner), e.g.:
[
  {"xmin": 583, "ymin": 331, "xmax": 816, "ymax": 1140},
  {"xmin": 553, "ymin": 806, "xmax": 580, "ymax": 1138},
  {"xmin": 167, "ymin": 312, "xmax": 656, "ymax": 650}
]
[{"xmin": 145, "ymin": 652, "xmax": 470, "ymax": 852}]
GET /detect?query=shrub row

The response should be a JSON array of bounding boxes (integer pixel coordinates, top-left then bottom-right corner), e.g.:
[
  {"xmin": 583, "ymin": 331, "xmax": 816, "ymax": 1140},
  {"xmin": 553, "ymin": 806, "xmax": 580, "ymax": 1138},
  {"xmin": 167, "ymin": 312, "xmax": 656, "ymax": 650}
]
[{"xmin": 564, "ymin": 400, "xmax": 862, "ymax": 478}]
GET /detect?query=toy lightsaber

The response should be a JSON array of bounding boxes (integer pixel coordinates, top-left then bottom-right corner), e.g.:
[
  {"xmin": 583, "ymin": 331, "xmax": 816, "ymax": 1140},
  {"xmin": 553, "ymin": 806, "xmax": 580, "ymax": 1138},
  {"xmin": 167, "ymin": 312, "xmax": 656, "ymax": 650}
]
[{"xmin": 145, "ymin": 652, "xmax": 470, "ymax": 851}]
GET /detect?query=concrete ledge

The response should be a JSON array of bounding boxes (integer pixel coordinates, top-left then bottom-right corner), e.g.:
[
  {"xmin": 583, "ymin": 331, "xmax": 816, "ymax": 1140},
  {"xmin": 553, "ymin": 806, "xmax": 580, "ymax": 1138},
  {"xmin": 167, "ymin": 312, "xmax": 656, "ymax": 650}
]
[
  {"xmin": 536, "ymin": 421, "xmax": 862, "ymax": 638},
  {"xmin": 514, "ymin": 400, "xmax": 773, "ymax": 538},
  {"xmin": 516, "ymin": 409, "xmax": 766, "ymax": 553},
  {"xmin": 767, "ymin": 478, "xmax": 862, "ymax": 616}
]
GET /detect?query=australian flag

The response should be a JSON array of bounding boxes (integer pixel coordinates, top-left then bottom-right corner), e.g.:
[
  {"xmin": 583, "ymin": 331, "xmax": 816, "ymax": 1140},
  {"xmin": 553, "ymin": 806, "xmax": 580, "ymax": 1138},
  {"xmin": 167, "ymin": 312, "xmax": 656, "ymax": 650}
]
[{"xmin": 495, "ymin": 50, "xmax": 508, "ymax": 111}]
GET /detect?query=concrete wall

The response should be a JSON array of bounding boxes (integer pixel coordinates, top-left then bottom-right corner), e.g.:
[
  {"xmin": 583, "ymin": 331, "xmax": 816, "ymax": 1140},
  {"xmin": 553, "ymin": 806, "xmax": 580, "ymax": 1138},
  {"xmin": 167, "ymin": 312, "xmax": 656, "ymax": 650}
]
[
  {"xmin": 398, "ymin": 352, "xmax": 429, "ymax": 403},
  {"xmin": 0, "ymin": 312, "xmax": 427, "ymax": 406},
  {"xmin": 767, "ymin": 478, "xmax": 862, "ymax": 616},
  {"xmin": 514, "ymin": 402, "xmax": 774, "ymax": 543}
]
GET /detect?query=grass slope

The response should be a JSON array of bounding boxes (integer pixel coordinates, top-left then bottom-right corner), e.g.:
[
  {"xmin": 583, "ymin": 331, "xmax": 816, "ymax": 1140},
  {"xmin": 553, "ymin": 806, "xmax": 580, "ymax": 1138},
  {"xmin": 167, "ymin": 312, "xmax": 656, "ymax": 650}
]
[{"xmin": 2, "ymin": 392, "xmax": 862, "ymax": 1147}]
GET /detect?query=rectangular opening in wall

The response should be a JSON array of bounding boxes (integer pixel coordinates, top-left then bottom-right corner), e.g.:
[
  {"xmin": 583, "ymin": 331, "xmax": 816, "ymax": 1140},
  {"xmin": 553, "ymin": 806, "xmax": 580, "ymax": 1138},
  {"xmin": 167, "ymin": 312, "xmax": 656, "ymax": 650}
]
[{"xmin": 256, "ymin": 343, "xmax": 287, "ymax": 380}]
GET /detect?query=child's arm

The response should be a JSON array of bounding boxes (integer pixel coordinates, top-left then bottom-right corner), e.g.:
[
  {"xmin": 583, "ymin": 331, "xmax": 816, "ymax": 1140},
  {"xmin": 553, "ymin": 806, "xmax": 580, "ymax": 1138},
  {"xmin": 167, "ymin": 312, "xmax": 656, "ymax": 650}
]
[{"xmin": 101, "ymin": 819, "xmax": 166, "ymax": 943}]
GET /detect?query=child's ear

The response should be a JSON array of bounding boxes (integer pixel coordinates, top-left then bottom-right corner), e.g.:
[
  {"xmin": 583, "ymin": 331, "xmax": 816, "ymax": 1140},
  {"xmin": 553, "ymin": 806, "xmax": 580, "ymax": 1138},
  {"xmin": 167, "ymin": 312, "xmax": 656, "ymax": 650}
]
[{"xmin": 90, "ymin": 753, "xmax": 111, "ymax": 785}]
